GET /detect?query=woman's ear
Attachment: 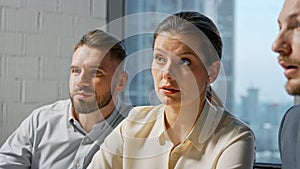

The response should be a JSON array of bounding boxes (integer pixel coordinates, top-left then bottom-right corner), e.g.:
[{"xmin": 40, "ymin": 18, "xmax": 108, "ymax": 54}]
[
  {"xmin": 115, "ymin": 71, "xmax": 128, "ymax": 92},
  {"xmin": 207, "ymin": 61, "xmax": 220, "ymax": 83}
]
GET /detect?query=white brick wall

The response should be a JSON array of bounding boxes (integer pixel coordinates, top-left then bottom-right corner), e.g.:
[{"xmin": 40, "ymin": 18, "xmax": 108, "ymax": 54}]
[
  {"xmin": 92, "ymin": 0, "xmax": 106, "ymax": 18},
  {"xmin": 42, "ymin": 12, "xmax": 73, "ymax": 37},
  {"xmin": 3, "ymin": 7, "xmax": 38, "ymax": 32},
  {"xmin": 0, "ymin": 78, "xmax": 21, "ymax": 102},
  {"xmin": 5, "ymin": 103, "xmax": 38, "ymax": 126},
  {"xmin": 41, "ymin": 57, "xmax": 71, "ymax": 81},
  {"xmin": 0, "ymin": 102, "xmax": 39, "ymax": 144},
  {"xmin": 59, "ymin": 37, "xmax": 77, "ymax": 58},
  {"xmin": 0, "ymin": 0, "xmax": 25, "ymax": 8},
  {"xmin": 0, "ymin": 0, "xmax": 107, "ymax": 145},
  {"xmin": 0, "ymin": 56, "xmax": 2, "ymax": 77},
  {"xmin": 25, "ymin": 34, "xmax": 59, "ymax": 57},
  {"xmin": 74, "ymin": 16, "xmax": 106, "ymax": 37},
  {"xmin": 60, "ymin": 0, "xmax": 90, "ymax": 16},
  {"xmin": 4, "ymin": 56, "xmax": 39, "ymax": 80},
  {"xmin": 0, "ymin": 32, "xmax": 23, "ymax": 55},
  {"xmin": 26, "ymin": 0, "xmax": 57, "ymax": 12},
  {"xmin": 59, "ymin": 81, "xmax": 70, "ymax": 100},
  {"xmin": 22, "ymin": 80, "xmax": 59, "ymax": 103}
]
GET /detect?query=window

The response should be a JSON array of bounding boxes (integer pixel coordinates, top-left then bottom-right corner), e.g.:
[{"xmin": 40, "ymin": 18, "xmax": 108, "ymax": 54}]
[{"xmin": 124, "ymin": 0, "xmax": 290, "ymax": 164}]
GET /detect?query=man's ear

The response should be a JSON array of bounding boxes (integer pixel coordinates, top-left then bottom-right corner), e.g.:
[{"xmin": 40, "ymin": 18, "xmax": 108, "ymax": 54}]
[
  {"xmin": 207, "ymin": 61, "xmax": 220, "ymax": 83},
  {"xmin": 115, "ymin": 71, "xmax": 128, "ymax": 92}
]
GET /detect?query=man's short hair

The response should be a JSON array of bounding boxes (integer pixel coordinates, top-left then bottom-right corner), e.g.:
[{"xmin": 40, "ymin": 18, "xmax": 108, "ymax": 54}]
[{"xmin": 74, "ymin": 29, "xmax": 127, "ymax": 66}]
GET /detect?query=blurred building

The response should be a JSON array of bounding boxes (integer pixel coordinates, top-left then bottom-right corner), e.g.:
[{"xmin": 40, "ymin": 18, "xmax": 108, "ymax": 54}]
[
  {"xmin": 124, "ymin": 0, "xmax": 236, "ymax": 112},
  {"xmin": 239, "ymin": 86, "xmax": 290, "ymax": 163},
  {"xmin": 241, "ymin": 87, "xmax": 259, "ymax": 124}
]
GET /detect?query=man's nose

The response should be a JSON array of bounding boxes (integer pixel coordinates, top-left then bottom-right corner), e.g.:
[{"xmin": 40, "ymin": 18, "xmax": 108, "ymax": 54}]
[
  {"xmin": 272, "ymin": 30, "xmax": 292, "ymax": 56},
  {"xmin": 76, "ymin": 71, "xmax": 91, "ymax": 87}
]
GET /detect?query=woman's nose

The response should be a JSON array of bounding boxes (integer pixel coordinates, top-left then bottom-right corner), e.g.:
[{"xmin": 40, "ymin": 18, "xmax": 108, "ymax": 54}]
[
  {"xmin": 162, "ymin": 62, "xmax": 175, "ymax": 80},
  {"xmin": 162, "ymin": 71, "xmax": 174, "ymax": 80}
]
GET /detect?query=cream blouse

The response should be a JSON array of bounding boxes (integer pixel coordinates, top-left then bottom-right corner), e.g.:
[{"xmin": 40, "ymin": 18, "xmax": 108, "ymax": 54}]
[{"xmin": 88, "ymin": 99, "xmax": 255, "ymax": 169}]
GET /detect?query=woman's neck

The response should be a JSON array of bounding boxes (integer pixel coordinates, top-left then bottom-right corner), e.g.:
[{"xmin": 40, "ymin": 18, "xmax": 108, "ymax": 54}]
[{"xmin": 164, "ymin": 98, "xmax": 206, "ymax": 145}]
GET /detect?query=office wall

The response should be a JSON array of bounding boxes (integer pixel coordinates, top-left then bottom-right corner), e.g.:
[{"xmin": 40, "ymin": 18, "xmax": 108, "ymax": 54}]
[{"xmin": 0, "ymin": 0, "xmax": 107, "ymax": 145}]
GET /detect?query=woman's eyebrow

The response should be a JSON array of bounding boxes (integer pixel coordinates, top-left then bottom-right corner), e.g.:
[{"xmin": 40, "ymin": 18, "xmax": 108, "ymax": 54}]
[{"xmin": 154, "ymin": 48, "xmax": 194, "ymax": 56}]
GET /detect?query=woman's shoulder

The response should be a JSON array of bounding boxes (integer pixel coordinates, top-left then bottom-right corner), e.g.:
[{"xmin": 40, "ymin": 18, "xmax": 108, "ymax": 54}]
[
  {"xmin": 117, "ymin": 104, "xmax": 165, "ymax": 139},
  {"xmin": 216, "ymin": 110, "xmax": 254, "ymax": 141},
  {"xmin": 223, "ymin": 111, "xmax": 251, "ymax": 129},
  {"xmin": 126, "ymin": 104, "xmax": 165, "ymax": 122}
]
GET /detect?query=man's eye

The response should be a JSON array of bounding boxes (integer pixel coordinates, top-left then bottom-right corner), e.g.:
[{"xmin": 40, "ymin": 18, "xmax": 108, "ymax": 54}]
[
  {"xmin": 91, "ymin": 69, "xmax": 102, "ymax": 75},
  {"xmin": 71, "ymin": 68, "xmax": 81, "ymax": 74},
  {"xmin": 178, "ymin": 58, "xmax": 191, "ymax": 65}
]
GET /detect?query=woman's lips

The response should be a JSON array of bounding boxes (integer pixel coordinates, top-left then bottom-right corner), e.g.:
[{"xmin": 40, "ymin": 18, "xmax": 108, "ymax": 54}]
[{"xmin": 160, "ymin": 86, "xmax": 180, "ymax": 94}]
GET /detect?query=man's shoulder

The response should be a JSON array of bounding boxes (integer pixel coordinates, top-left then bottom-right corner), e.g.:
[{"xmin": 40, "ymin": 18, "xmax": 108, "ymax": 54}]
[
  {"xmin": 116, "ymin": 101, "xmax": 134, "ymax": 117},
  {"xmin": 279, "ymin": 105, "xmax": 300, "ymax": 168},
  {"xmin": 285, "ymin": 104, "xmax": 300, "ymax": 117},
  {"xmin": 280, "ymin": 104, "xmax": 300, "ymax": 129},
  {"xmin": 31, "ymin": 99, "xmax": 71, "ymax": 117}
]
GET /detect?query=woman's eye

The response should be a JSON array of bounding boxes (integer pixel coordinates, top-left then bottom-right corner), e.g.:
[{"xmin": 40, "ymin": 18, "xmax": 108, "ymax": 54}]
[
  {"xmin": 155, "ymin": 55, "xmax": 166, "ymax": 64},
  {"xmin": 178, "ymin": 58, "xmax": 191, "ymax": 65}
]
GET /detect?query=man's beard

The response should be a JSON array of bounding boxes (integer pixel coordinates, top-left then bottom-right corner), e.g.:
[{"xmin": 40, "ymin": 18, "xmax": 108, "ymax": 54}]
[
  {"xmin": 279, "ymin": 56, "xmax": 300, "ymax": 96},
  {"xmin": 70, "ymin": 90, "xmax": 113, "ymax": 114},
  {"xmin": 286, "ymin": 82, "xmax": 300, "ymax": 96},
  {"xmin": 278, "ymin": 55, "xmax": 300, "ymax": 66}
]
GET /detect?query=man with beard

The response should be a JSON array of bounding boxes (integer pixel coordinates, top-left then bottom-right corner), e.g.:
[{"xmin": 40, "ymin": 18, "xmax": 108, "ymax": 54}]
[
  {"xmin": 0, "ymin": 29, "xmax": 133, "ymax": 169},
  {"xmin": 272, "ymin": 0, "xmax": 300, "ymax": 168}
]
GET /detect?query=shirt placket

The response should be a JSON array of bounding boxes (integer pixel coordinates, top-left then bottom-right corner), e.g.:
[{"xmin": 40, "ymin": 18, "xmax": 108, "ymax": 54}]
[
  {"xmin": 168, "ymin": 140, "xmax": 189, "ymax": 169},
  {"xmin": 73, "ymin": 135, "xmax": 93, "ymax": 169},
  {"xmin": 70, "ymin": 119, "xmax": 94, "ymax": 169}
]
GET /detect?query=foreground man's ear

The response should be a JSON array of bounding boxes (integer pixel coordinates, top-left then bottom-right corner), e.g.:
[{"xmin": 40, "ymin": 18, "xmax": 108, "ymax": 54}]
[{"xmin": 116, "ymin": 71, "xmax": 128, "ymax": 92}]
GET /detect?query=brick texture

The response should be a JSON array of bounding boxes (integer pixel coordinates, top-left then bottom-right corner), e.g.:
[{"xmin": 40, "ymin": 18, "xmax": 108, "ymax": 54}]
[
  {"xmin": 0, "ymin": 0, "xmax": 25, "ymax": 8},
  {"xmin": 25, "ymin": 34, "xmax": 59, "ymax": 57},
  {"xmin": 60, "ymin": 0, "xmax": 90, "ymax": 16},
  {"xmin": 26, "ymin": 0, "xmax": 57, "ymax": 12},
  {"xmin": 74, "ymin": 16, "xmax": 106, "ymax": 38},
  {"xmin": 4, "ymin": 56, "xmax": 39, "ymax": 80},
  {"xmin": 92, "ymin": 0, "xmax": 106, "ymax": 18},
  {"xmin": 0, "ymin": 0, "xmax": 107, "ymax": 146},
  {"xmin": 0, "ymin": 78, "xmax": 21, "ymax": 102},
  {"xmin": 3, "ymin": 7, "xmax": 38, "ymax": 32},
  {"xmin": 42, "ymin": 12, "xmax": 73, "ymax": 37},
  {"xmin": 0, "ymin": 32, "xmax": 22, "ymax": 55},
  {"xmin": 41, "ymin": 57, "xmax": 70, "ymax": 81},
  {"xmin": 22, "ymin": 80, "xmax": 59, "ymax": 104}
]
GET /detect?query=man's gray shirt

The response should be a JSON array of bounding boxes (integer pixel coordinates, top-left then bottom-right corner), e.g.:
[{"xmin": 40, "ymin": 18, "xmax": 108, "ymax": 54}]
[{"xmin": 0, "ymin": 99, "xmax": 133, "ymax": 169}]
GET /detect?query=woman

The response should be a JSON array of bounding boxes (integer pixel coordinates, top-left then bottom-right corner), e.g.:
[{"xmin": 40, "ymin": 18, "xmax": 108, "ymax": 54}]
[{"xmin": 88, "ymin": 11, "xmax": 255, "ymax": 169}]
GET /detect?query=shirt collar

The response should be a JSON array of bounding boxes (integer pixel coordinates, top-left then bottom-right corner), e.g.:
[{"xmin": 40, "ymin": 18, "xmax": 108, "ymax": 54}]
[
  {"xmin": 68, "ymin": 100, "xmax": 88, "ymax": 135},
  {"xmin": 68, "ymin": 99, "xmax": 73, "ymax": 122},
  {"xmin": 68, "ymin": 97, "xmax": 131, "ymax": 141},
  {"xmin": 67, "ymin": 97, "xmax": 121, "ymax": 135},
  {"xmin": 157, "ymin": 99, "xmax": 225, "ymax": 152},
  {"xmin": 158, "ymin": 105, "xmax": 170, "ymax": 144},
  {"xmin": 188, "ymin": 99, "xmax": 224, "ymax": 151}
]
